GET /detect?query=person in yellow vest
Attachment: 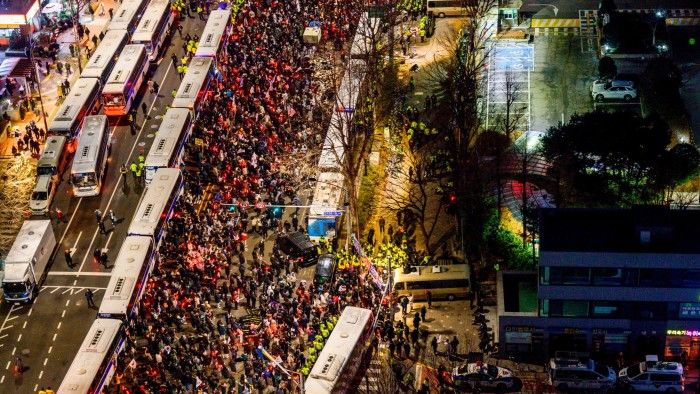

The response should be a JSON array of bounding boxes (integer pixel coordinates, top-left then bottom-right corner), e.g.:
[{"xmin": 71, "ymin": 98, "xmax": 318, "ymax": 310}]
[
  {"xmin": 176, "ymin": 65, "xmax": 184, "ymax": 80},
  {"xmin": 45, "ymin": 387, "xmax": 55, "ymax": 394},
  {"xmin": 38, "ymin": 388, "xmax": 46, "ymax": 394},
  {"xmin": 171, "ymin": 89, "xmax": 177, "ymax": 98}
]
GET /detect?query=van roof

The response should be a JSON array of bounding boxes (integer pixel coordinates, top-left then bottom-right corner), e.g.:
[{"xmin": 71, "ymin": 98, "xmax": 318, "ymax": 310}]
[
  {"xmin": 393, "ymin": 264, "xmax": 469, "ymax": 282},
  {"xmin": 33, "ymin": 175, "xmax": 52, "ymax": 191}
]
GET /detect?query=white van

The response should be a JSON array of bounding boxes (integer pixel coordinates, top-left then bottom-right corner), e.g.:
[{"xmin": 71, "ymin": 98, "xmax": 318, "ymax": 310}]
[
  {"xmin": 29, "ymin": 175, "xmax": 58, "ymax": 215},
  {"xmin": 548, "ymin": 352, "xmax": 617, "ymax": 392},
  {"xmin": 619, "ymin": 358, "xmax": 684, "ymax": 393}
]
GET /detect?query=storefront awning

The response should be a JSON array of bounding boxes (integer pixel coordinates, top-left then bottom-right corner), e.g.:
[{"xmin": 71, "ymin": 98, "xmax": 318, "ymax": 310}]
[{"xmin": 0, "ymin": 57, "xmax": 34, "ymax": 78}]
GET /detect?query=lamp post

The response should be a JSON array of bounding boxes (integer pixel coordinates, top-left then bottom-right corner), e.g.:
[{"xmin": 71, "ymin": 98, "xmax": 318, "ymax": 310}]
[
  {"xmin": 28, "ymin": 36, "xmax": 49, "ymax": 132},
  {"xmin": 67, "ymin": 0, "xmax": 84, "ymax": 73}
]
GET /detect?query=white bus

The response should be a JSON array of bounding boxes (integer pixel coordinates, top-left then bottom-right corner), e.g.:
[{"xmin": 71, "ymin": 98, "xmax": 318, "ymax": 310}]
[
  {"xmin": 102, "ymin": 44, "xmax": 148, "ymax": 116},
  {"xmin": 81, "ymin": 29, "xmax": 129, "ymax": 83},
  {"xmin": 57, "ymin": 319, "xmax": 124, "ymax": 394},
  {"xmin": 98, "ymin": 236, "xmax": 154, "ymax": 319},
  {"xmin": 171, "ymin": 57, "xmax": 214, "ymax": 113},
  {"xmin": 349, "ymin": 13, "xmax": 381, "ymax": 59},
  {"xmin": 70, "ymin": 115, "xmax": 111, "ymax": 197},
  {"xmin": 109, "ymin": 0, "xmax": 148, "ymax": 33},
  {"xmin": 37, "ymin": 135, "xmax": 68, "ymax": 177},
  {"xmin": 194, "ymin": 9, "xmax": 232, "ymax": 59},
  {"xmin": 48, "ymin": 77, "xmax": 101, "ymax": 136},
  {"xmin": 144, "ymin": 108, "xmax": 192, "ymax": 183},
  {"xmin": 426, "ymin": 0, "xmax": 468, "ymax": 17},
  {"xmin": 127, "ymin": 168, "xmax": 182, "ymax": 244},
  {"xmin": 305, "ymin": 306, "xmax": 374, "ymax": 394},
  {"xmin": 131, "ymin": 0, "xmax": 175, "ymax": 61}
]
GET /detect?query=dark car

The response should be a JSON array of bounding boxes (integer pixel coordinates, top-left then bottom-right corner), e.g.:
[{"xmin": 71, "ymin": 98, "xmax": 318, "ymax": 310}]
[
  {"xmin": 315, "ymin": 254, "xmax": 337, "ymax": 285},
  {"xmin": 276, "ymin": 232, "xmax": 318, "ymax": 267}
]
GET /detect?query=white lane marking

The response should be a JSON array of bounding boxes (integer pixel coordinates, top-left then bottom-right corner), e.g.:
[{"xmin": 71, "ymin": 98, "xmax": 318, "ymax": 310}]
[
  {"xmin": 0, "ymin": 375, "xmax": 4, "ymax": 383},
  {"xmin": 38, "ymin": 370, "xmax": 44, "ymax": 379},
  {"xmin": 73, "ymin": 279, "xmax": 77, "ymax": 285},
  {"xmin": 52, "ymin": 333, "xmax": 57, "ymax": 342},
  {"xmin": 50, "ymin": 287, "xmax": 61, "ymax": 294},
  {"xmin": 0, "ymin": 334, "xmax": 8, "ymax": 340},
  {"xmin": 104, "ymin": 231, "xmax": 114, "ymax": 250},
  {"xmin": 48, "ymin": 346, "xmax": 52, "ymax": 354},
  {"xmin": 4, "ymin": 361, "xmax": 8, "ymax": 370},
  {"xmin": 0, "ymin": 305, "xmax": 20, "ymax": 336},
  {"xmin": 11, "ymin": 347, "xmax": 15, "ymax": 356},
  {"xmin": 65, "ymin": 300, "xmax": 70, "ymax": 307},
  {"xmin": 61, "ymin": 310, "xmax": 66, "ymax": 318},
  {"xmin": 77, "ymin": 228, "xmax": 100, "ymax": 273},
  {"xmin": 0, "ymin": 326, "xmax": 13, "ymax": 332},
  {"xmin": 43, "ymin": 358, "xmax": 48, "ymax": 367},
  {"xmin": 56, "ymin": 322, "xmax": 62, "ymax": 330},
  {"xmin": 22, "ymin": 321, "xmax": 26, "ymax": 329},
  {"xmin": 27, "ymin": 307, "xmax": 32, "ymax": 317},
  {"xmin": 62, "ymin": 288, "xmax": 72, "ymax": 295},
  {"xmin": 56, "ymin": 197, "xmax": 83, "ymax": 250},
  {"xmin": 71, "ymin": 230, "xmax": 83, "ymax": 253},
  {"xmin": 34, "ymin": 384, "xmax": 38, "ymax": 392},
  {"xmin": 16, "ymin": 334, "xmax": 21, "ymax": 342},
  {"xmin": 6, "ymin": 316, "xmax": 18, "ymax": 322},
  {"xmin": 40, "ymin": 285, "xmax": 106, "ymax": 290},
  {"xmin": 48, "ymin": 271, "xmax": 112, "ymax": 276}
]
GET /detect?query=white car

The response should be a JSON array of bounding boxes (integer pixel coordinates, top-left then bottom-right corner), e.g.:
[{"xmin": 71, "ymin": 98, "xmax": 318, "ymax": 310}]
[
  {"xmin": 29, "ymin": 175, "xmax": 58, "ymax": 215},
  {"xmin": 453, "ymin": 363, "xmax": 519, "ymax": 393},
  {"xmin": 592, "ymin": 85, "xmax": 638, "ymax": 102},
  {"xmin": 591, "ymin": 78, "xmax": 634, "ymax": 93}
]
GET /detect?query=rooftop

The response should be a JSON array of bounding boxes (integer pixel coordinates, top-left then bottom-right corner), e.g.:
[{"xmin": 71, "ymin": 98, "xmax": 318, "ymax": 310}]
[
  {"xmin": 539, "ymin": 207, "xmax": 700, "ymax": 254},
  {"xmin": 0, "ymin": 0, "xmax": 37, "ymax": 16},
  {"xmin": 520, "ymin": 0, "xmax": 700, "ymax": 19}
]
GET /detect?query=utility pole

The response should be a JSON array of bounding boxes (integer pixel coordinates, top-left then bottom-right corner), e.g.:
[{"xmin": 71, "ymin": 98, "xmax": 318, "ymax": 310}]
[
  {"xmin": 69, "ymin": 0, "xmax": 84, "ymax": 73},
  {"xmin": 28, "ymin": 38, "xmax": 49, "ymax": 132}
]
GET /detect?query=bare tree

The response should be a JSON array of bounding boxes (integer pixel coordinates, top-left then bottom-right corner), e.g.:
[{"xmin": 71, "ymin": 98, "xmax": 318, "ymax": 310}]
[{"xmin": 495, "ymin": 71, "xmax": 528, "ymax": 141}]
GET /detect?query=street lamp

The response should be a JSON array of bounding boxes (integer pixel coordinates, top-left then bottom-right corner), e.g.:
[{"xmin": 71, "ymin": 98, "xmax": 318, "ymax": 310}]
[
  {"xmin": 307, "ymin": 176, "xmax": 352, "ymax": 250},
  {"xmin": 67, "ymin": 0, "xmax": 84, "ymax": 73},
  {"xmin": 28, "ymin": 36, "xmax": 49, "ymax": 132}
]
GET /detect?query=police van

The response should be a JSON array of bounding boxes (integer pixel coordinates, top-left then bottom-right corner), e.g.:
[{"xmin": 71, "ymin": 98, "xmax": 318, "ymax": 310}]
[
  {"xmin": 619, "ymin": 356, "xmax": 684, "ymax": 393},
  {"xmin": 548, "ymin": 352, "xmax": 617, "ymax": 392}
]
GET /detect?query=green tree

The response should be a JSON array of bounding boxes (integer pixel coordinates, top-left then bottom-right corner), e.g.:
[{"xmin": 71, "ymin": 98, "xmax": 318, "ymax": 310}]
[{"xmin": 541, "ymin": 111, "xmax": 698, "ymax": 207}]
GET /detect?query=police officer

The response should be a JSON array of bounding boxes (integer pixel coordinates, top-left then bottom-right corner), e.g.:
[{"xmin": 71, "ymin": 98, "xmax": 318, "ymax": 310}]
[{"xmin": 130, "ymin": 161, "xmax": 138, "ymax": 180}]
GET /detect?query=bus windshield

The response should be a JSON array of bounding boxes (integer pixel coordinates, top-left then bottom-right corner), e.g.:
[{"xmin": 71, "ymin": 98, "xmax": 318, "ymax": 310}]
[
  {"xmin": 103, "ymin": 93, "xmax": 125, "ymax": 107},
  {"xmin": 37, "ymin": 166, "xmax": 55, "ymax": 176},
  {"xmin": 3, "ymin": 282, "xmax": 27, "ymax": 294},
  {"xmin": 73, "ymin": 172, "xmax": 97, "ymax": 188},
  {"xmin": 31, "ymin": 191, "xmax": 48, "ymax": 201}
]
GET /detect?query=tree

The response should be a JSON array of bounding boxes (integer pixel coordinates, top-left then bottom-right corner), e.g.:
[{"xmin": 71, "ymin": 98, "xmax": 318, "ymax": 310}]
[
  {"xmin": 541, "ymin": 111, "xmax": 699, "ymax": 207},
  {"xmin": 495, "ymin": 71, "xmax": 527, "ymax": 141},
  {"xmin": 598, "ymin": 56, "xmax": 617, "ymax": 78},
  {"xmin": 654, "ymin": 143, "xmax": 700, "ymax": 201},
  {"xmin": 599, "ymin": 0, "xmax": 617, "ymax": 15}
]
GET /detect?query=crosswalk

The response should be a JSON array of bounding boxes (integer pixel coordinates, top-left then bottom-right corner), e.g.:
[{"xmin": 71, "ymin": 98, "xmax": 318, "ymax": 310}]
[
  {"xmin": 362, "ymin": 342, "xmax": 387, "ymax": 393},
  {"xmin": 578, "ymin": 10, "xmax": 598, "ymax": 54}
]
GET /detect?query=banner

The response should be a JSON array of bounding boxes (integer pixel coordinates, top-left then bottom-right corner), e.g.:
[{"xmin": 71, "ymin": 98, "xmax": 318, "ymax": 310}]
[{"xmin": 352, "ymin": 233, "xmax": 385, "ymax": 290}]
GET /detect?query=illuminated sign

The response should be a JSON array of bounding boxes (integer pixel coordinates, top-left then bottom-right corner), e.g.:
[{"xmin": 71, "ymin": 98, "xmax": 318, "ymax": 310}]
[
  {"xmin": 0, "ymin": 0, "xmax": 40, "ymax": 26},
  {"xmin": 667, "ymin": 329, "xmax": 700, "ymax": 337},
  {"xmin": 680, "ymin": 303, "xmax": 700, "ymax": 319}
]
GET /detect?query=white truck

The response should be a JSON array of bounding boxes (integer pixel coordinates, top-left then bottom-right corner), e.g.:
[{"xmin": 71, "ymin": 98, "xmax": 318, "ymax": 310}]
[{"xmin": 2, "ymin": 220, "xmax": 56, "ymax": 302}]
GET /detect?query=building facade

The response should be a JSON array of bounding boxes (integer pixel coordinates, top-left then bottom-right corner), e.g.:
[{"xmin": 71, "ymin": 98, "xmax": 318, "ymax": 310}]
[{"xmin": 499, "ymin": 207, "xmax": 700, "ymax": 363}]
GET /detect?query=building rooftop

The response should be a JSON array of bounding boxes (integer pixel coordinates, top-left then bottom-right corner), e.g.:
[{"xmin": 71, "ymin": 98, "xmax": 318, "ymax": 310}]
[
  {"xmin": 539, "ymin": 207, "xmax": 700, "ymax": 253},
  {"xmin": 0, "ymin": 0, "xmax": 36, "ymax": 15},
  {"xmin": 520, "ymin": 0, "xmax": 700, "ymax": 19}
]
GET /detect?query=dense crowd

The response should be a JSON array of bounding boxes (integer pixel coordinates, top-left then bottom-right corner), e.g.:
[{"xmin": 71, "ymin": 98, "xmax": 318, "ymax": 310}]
[{"xmin": 107, "ymin": 0, "xmax": 369, "ymax": 393}]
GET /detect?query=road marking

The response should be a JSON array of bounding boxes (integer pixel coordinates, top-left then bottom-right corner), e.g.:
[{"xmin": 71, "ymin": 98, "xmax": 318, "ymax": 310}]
[
  {"xmin": 11, "ymin": 347, "xmax": 15, "ymax": 356},
  {"xmin": 73, "ymin": 279, "xmax": 78, "ymax": 285},
  {"xmin": 43, "ymin": 358, "xmax": 48, "ymax": 367},
  {"xmin": 0, "ymin": 334, "xmax": 7, "ymax": 340},
  {"xmin": 0, "ymin": 375, "xmax": 4, "ymax": 383},
  {"xmin": 0, "ymin": 326, "xmax": 13, "ymax": 332},
  {"xmin": 48, "ymin": 346, "xmax": 52, "ymax": 354},
  {"xmin": 77, "ymin": 227, "xmax": 101, "ymax": 273},
  {"xmin": 27, "ymin": 306, "xmax": 32, "ymax": 317},
  {"xmin": 65, "ymin": 300, "xmax": 70, "ymax": 307},
  {"xmin": 62, "ymin": 288, "xmax": 73, "ymax": 295},
  {"xmin": 39, "ymin": 370, "xmax": 44, "ymax": 379},
  {"xmin": 0, "ymin": 305, "xmax": 20, "ymax": 337},
  {"xmin": 71, "ymin": 230, "xmax": 83, "ymax": 253},
  {"xmin": 6, "ymin": 315, "xmax": 17, "ymax": 322},
  {"xmin": 56, "ymin": 322, "xmax": 62, "ymax": 330},
  {"xmin": 22, "ymin": 321, "xmax": 26, "ymax": 329},
  {"xmin": 52, "ymin": 333, "xmax": 57, "ymax": 342},
  {"xmin": 48, "ymin": 271, "xmax": 112, "ymax": 276},
  {"xmin": 34, "ymin": 384, "xmax": 38, "ymax": 392},
  {"xmin": 104, "ymin": 231, "xmax": 114, "ymax": 250},
  {"xmin": 50, "ymin": 287, "xmax": 61, "ymax": 294},
  {"xmin": 16, "ymin": 334, "xmax": 21, "ymax": 342},
  {"xmin": 4, "ymin": 361, "xmax": 8, "ymax": 370},
  {"xmin": 56, "ymin": 197, "xmax": 83, "ymax": 250},
  {"xmin": 61, "ymin": 310, "xmax": 66, "ymax": 318}
]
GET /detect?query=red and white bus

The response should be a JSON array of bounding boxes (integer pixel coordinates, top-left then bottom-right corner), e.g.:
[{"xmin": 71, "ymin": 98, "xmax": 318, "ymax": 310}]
[
  {"xmin": 102, "ymin": 44, "xmax": 148, "ymax": 116},
  {"xmin": 130, "ymin": 0, "xmax": 175, "ymax": 61},
  {"xmin": 194, "ymin": 8, "xmax": 232, "ymax": 63}
]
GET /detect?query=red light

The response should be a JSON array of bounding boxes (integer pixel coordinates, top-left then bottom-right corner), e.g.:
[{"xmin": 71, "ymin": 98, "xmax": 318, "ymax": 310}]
[{"xmin": 448, "ymin": 193, "xmax": 457, "ymax": 204}]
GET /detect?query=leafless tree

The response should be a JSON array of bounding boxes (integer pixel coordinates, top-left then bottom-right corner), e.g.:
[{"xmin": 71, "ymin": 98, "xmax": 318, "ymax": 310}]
[{"xmin": 495, "ymin": 71, "xmax": 528, "ymax": 141}]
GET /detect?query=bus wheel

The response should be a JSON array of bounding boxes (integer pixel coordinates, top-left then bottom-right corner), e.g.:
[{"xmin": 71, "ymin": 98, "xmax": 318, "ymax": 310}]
[
  {"xmin": 438, "ymin": 12, "xmax": 445, "ymax": 18},
  {"xmin": 447, "ymin": 294, "xmax": 455, "ymax": 301}
]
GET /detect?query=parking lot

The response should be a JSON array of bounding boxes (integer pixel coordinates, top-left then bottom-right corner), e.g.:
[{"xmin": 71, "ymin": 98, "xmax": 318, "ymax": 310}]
[{"xmin": 486, "ymin": 42, "xmax": 534, "ymax": 133}]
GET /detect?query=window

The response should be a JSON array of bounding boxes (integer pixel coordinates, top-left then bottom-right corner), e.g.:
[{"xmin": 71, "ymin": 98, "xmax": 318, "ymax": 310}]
[
  {"xmin": 542, "ymin": 267, "xmax": 590, "ymax": 285},
  {"xmin": 592, "ymin": 268, "xmax": 622, "ymax": 285},
  {"xmin": 591, "ymin": 302, "xmax": 620, "ymax": 317},
  {"xmin": 635, "ymin": 303, "xmax": 667, "ymax": 320},
  {"xmin": 670, "ymin": 270, "xmax": 700, "ymax": 287},
  {"xmin": 407, "ymin": 281, "xmax": 429, "ymax": 290},
  {"xmin": 639, "ymin": 269, "xmax": 670, "ymax": 287},
  {"xmin": 548, "ymin": 300, "xmax": 589, "ymax": 317}
]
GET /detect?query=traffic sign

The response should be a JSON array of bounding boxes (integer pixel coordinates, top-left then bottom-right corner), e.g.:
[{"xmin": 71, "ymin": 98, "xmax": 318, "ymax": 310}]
[{"xmin": 323, "ymin": 210, "xmax": 343, "ymax": 217}]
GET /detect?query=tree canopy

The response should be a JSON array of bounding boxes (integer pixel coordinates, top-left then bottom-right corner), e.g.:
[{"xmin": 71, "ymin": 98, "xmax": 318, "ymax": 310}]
[{"xmin": 541, "ymin": 110, "xmax": 700, "ymax": 207}]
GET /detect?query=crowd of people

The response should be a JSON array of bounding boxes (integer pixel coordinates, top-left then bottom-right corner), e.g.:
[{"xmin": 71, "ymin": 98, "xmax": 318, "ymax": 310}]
[{"xmin": 106, "ymin": 0, "xmax": 373, "ymax": 393}]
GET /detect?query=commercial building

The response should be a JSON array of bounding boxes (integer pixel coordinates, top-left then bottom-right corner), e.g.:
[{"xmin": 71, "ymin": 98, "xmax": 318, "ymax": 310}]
[
  {"xmin": 499, "ymin": 207, "xmax": 700, "ymax": 363},
  {"xmin": 0, "ymin": 0, "xmax": 41, "ymax": 45}
]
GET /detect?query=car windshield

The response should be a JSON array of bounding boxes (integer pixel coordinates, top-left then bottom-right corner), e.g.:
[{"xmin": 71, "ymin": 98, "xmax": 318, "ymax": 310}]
[
  {"xmin": 31, "ymin": 191, "xmax": 48, "ymax": 201},
  {"xmin": 37, "ymin": 166, "xmax": 55, "ymax": 176},
  {"xmin": 594, "ymin": 362, "xmax": 610, "ymax": 377},
  {"xmin": 316, "ymin": 257, "xmax": 334, "ymax": 277},
  {"xmin": 486, "ymin": 365, "xmax": 499, "ymax": 378},
  {"xmin": 627, "ymin": 363, "xmax": 642, "ymax": 377},
  {"xmin": 2, "ymin": 282, "xmax": 27, "ymax": 294}
]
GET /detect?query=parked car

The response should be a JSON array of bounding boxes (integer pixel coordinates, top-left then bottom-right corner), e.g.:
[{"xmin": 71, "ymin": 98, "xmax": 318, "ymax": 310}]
[
  {"xmin": 29, "ymin": 175, "xmax": 58, "ymax": 216},
  {"xmin": 452, "ymin": 362, "xmax": 519, "ymax": 393},
  {"xmin": 314, "ymin": 254, "xmax": 336, "ymax": 285},
  {"xmin": 591, "ymin": 78, "xmax": 634, "ymax": 92},
  {"xmin": 548, "ymin": 352, "xmax": 617, "ymax": 392},
  {"xmin": 592, "ymin": 85, "xmax": 638, "ymax": 102},
  {"xmin": 618, "ymin": 357, "xmax": 684, "ymax": 393},
  {"xmin": 276, "ymin": 231, "xmax": 318, "ymax": 267}
]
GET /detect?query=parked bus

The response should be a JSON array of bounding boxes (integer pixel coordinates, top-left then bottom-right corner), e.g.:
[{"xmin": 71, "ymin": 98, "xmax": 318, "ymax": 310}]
[
  {"xmin": 98, "ymin": 236, "xmax": 154, "ymax": 319},
  {"xmin": 305, "ymin": 307, "xmax": 373, "ymax": 394},
  {"xmin": 48, "ymin": 77, "xmax": 101, "ymax": 136},
  {"xmin": 426, "ymin": 0, "xmax": 468, "ymax": 17},
  {"xmin": 171, "ymin": 57, "xmax": 214, "ymax": 113},
  {"xmin": 57, "ymin": 319, "xmax": 124, "ymax": 394},
  {"xmin": 392, "ymin": 264, "xmax": 470, "ymax": 301},
  {"xmin": 349, "ymin": 13, "xmax": 381, "ymax": 59},
  {"xmin": 37, "ymin": 135, "xmax": 68, "ymax": 177},
  {"xmin": 81, "ymin": 29, "xmax": 129, "ymax": 83},
  {"xmin": 194, "ymin": 9, "xmax": 232, "ymax": 59},
  {"xmin": 144, "ymin": 108, "xmax": 192, "ymax": 183},
  {"xmin": 109, "ymin": 0, "xmax": 148, "ymax": 33},
  {"xmin": 127, "ymin": 168, "xmax": 182, "ymax": 244},
  {"xmin": 102, "ymin": 44, "xmax": 148, "ymax": 116},
  {"xmin": 130, "ymin": 0, "xmax": 175, "ymax": 61},
  {"xmin": 70, "ymin": 115, "xmax": 111, "ymax": 197}
]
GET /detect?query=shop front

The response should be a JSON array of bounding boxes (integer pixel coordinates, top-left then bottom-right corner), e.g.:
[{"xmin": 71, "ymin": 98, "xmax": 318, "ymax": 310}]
[
  {"xmin": 665, "ymin": 328, "xmax": 700, "ymax": 362},
  {"xmin": 548, "ymin": 327, "xmax": 588, "ymax": 355},
  {"xmin": 0, "ymin": 0, "xmax": 41, "ymax": 45}
]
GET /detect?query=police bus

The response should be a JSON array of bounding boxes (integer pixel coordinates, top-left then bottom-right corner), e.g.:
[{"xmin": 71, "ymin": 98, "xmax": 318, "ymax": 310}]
[
  {"xmin": 81, "ymin": 29, "xmax": 129, "ymax": 83},
  {"xmin": 194, "ymin": 8, "xmax": 232, "ymax": 60},
  {"xmin": 56, "ymin": 319, "xmax": 124, "ymax": 394},
  {"xmin": 109, "ymin": 0, "xmax": 149, "ymax": 34},
  {"xmin": 98, "ymin": 236, "xmax": 154, "ymax": 319},
  {"xmin": 171, "ymin": 57, "xmax": 214, "ymax": 114},
  {"xmin": 127, "ymin": 168, "xmax": 183, "ymax": 245},
  {"xmin": 305, "ymin": 307, "xmax": 374, "ymax": 394},
  {"xmin": 130, "ymin": 0, "xmax": 175, "ymax": 61},
  {"xmin": 102, "ymin": 44, "xmax": 148, "ymax": 116},
  {"xmin": 48, "ymin": 77, "xmax": 101, "ymax": 136},
  {"xmin": 70, "ymin": 115, "xmax": 111, "ymax": 197},
  {"xmin": 144, "ymin": 108, "xmax": 192, "ymax": 183},
  {"xmin": 37, "ymin": 135, "xmax": 68, "ymax": 178}
]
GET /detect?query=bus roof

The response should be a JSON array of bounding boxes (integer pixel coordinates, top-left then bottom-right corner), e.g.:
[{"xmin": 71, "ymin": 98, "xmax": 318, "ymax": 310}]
[
  {"xmin": 393, "ymin": 264, "xmax": 470, "ymax": 283},
  {"xmin": 98, "ymin": 236, "xmax": 152, "ymax": 317},
  {"xmin": 172, "ymin": 57, "xmax": 213, "ymax": 109},
  {"xmin": 306, "ymin": 307, "xmax": 372, "ymax": 394},
  {"xmin": 57, "ymin": 319, "xmax": 123, "ymax": 394},
  {"xmin": 131, "ymin": 0, "xmax": 171, "ymax": 42},
  {"xmin": 350, "ymin": 13, "xmax": 381, "ymax": 58},
  {"xmin": 127, "ymin": 168, "xmax": 181, "ymax": 236},
  {"xmin": 144, "ymin": 108, "xmax": 190, "ymax": 168},
  {"xmin": 309, "ymin": 172, "xmax": 344, "ymax": 218},
  {"xmin": 81, "ymin": 30, "xmax": 128, "ymax": 80},
  {"xmin": 37, "ymin": 135, "xmax": 67, "ymax": 168},
  {"xmin": 109, "ymin": 0, "xmax": 147, "ymax": 31},
  {"xmin": 49, "ymin": 78, "xmax": 100, "ymax": 133},
  {"xmin": 195, "ymin": 9, "xmax": 231, "ymax": 57},
  {"xmin": 103, "ymin": 44, "xmax": 146, "ymax": 93},
  {"xmin": 71, "ymin": 115, "xmax": 109, "ymax": 175},
  {"xmin": 4, "ymin": 220, "xmax": 52, "ymax": 265}
]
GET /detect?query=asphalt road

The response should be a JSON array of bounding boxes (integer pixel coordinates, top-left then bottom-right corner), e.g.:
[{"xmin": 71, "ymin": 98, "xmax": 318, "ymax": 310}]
[{"xmin": 0, "ymin": 14, "xmax": 205, "ymax": 392}]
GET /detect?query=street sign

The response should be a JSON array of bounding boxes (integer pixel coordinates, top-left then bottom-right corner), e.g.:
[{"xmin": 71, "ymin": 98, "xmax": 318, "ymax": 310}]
[
  {"xmin": 323, "ymin": 210, "xmax": 343, "ymax": 217},
  {"xmin": 336, "ymin": 106, "xmax": 354, "ymax": 113}
]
